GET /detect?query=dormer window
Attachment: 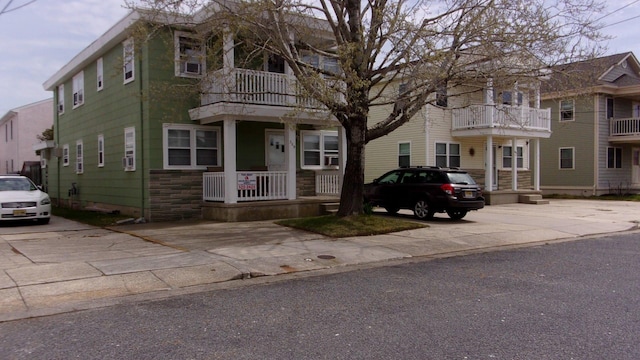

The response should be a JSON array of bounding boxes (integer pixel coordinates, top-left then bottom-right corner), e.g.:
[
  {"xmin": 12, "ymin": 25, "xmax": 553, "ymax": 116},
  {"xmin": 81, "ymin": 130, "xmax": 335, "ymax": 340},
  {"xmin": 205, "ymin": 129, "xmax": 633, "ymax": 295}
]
[{"xmin": 175, "ymin": 32, "xmax": 204, "ymax": 77}]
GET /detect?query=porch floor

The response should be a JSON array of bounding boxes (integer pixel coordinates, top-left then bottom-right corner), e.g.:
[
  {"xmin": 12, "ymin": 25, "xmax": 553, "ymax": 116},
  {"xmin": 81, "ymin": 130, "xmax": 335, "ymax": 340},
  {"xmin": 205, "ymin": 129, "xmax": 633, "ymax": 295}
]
[{"xmin": 202, "ymin": 196, "xmax": 340, "ymax": 222}]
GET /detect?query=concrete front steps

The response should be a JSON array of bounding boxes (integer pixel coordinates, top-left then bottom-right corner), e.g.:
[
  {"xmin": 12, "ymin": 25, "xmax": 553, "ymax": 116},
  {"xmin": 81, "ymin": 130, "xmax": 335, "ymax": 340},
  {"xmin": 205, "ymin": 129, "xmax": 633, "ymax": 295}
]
[
  {"xmin": 518, "ymin": 194, "xmax": 550, "ymax": 205},
  {"xmin": 321, "ymin": 202, "xmax": 340, "ymax": 215}
]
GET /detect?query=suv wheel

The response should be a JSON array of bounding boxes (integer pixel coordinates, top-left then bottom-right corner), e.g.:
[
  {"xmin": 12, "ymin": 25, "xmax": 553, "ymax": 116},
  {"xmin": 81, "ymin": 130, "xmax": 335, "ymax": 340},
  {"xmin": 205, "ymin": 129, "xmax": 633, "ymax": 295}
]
[
  {"xmin": 413, "ymin": 199, "xmax": 434, "ymax": 220},
  {"xmin": 446, "ymin": 209, "xmax": 467, "ymax": 220},
  {"xmin": 384, "ymin": 206, "xmax": 399, "ymax": 214}
]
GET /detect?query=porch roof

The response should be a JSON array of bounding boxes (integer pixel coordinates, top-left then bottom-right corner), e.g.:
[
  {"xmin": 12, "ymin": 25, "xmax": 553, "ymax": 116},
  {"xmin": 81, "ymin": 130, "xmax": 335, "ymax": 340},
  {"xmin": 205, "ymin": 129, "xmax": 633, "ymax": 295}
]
[{"xmin": 188, "ymin": 102, "xmax": 339, "ymax": 126}]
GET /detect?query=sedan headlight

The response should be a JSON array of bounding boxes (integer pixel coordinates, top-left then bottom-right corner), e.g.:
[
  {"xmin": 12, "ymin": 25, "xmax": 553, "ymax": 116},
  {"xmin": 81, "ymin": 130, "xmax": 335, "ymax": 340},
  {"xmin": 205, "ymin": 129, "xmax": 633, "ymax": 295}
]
[{"xmin": 40, "ymin": 197, "xmax": 51, "ymax": 205}]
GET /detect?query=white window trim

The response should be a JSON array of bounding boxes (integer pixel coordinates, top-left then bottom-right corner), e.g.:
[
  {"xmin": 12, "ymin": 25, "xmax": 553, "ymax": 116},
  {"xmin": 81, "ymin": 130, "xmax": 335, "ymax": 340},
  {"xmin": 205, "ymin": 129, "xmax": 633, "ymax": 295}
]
[
  {"xmin": 97, "ymin": 57, "xmax": 104, "ymax": 91},
  {"xmin": 398, "ymin": 141, "xmax": 411, "ymax": 167},
  {"xmin": 435, "ymin": 142, "xmax": 461, "ymax": 168},
  {"xmin": 57, "ymin": 85, "xmax": 64, "ymax": 114},
  {"xmin": 502, "ymin": 145, "xmax": 525, "ymax": 169},
  {"xmin": 300, "ymin": 130, "xmax": 339, "ymax": 170},
  {"xmin": 76, "ymin": 140, "xmax": 84, "ymax": 174},
  {"xmin": 560, "ymin": 99, "xmax": 575, "ymax": 122},
  {"xmin": 162, "ymin": 124, "xmax": 221, "ymax": 169},
  {"xmin": 72, "ymin": 71, "xmax": 84, "ymax": 108},
  {"xmin": 123, "ymin": 38, "xmax": 135, "ymax": 84},
  {"xmin": 559, "ymin": 147, "xmax": 575, "ymax": 170},
  {"xmin": 607, "ymin": 146, "xmax": 622, "ymax": 169},
  {"xmin": 98, "ymin": 134, "xmax": 104, "ymax": 167},
  {"xmin": 62, "ymin": 144, "xmax": 69, "ymax": 166},
  {"xmin": 124, "ymin": 127, "xmax": 136, "ymax": 171},
  {"xmin": 174, "ymin": 31, "xmax": 205, "ymax": 78}
]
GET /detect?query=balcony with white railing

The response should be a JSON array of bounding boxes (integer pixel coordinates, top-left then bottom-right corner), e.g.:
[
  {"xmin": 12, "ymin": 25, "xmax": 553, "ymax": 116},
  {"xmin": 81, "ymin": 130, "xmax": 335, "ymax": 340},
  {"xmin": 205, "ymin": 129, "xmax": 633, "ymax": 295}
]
[
  {"xmin": 610, "ymin": 117, "xmax": 640, "ymax": 141},
  {"xmin": 452, "ymin": 105, "xmax": 551, "ymax": 137},
  {"xmin": 200, "ymin": 68, "xmax": 328, "ymax": 108}
]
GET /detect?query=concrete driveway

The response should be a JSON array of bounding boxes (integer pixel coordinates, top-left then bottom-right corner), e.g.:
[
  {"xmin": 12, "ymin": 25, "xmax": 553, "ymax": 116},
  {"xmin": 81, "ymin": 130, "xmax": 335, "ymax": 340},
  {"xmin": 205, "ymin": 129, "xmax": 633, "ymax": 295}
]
[{"xmin": 1, "ymin": 199, "xmax": 639, "ymax": 322}]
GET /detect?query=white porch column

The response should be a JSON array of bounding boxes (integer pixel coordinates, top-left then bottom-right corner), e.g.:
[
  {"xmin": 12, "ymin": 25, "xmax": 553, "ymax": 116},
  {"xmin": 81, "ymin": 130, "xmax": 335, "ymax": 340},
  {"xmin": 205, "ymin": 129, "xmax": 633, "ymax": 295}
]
[
  {"xmin": 534, "ymin": 138, "xmax": 540, "ymax": 191},
  {"xmin": 338, "ymin": 125, "xmax": 347, "ymax": 192},
  {"xmin": 485, "ymin": 78, "xmax": 495, "ymax": 127},
  {"xmin": 285, "ymin": 123, "xmax": 297, "ymax": 200},
  {"xmin": 512, "ymin": 137, "xmax": 518, "ymax": 191},
  {"xmin": 223, "ymin": 119, "xmax": 237, "ymax": 204},
  {"xmin": 222, "ymin": 28, "xmax": 235, "ymax": 102},
  {"xmin": 485, "ymin": 135, "xmax": 493, "ymax": 192}
]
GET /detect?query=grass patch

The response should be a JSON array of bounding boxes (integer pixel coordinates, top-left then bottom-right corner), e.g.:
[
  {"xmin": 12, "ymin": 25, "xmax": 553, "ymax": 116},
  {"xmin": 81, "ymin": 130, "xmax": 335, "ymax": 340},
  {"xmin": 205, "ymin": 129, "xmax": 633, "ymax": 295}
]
[
  {"xmin": 52, "ymin": 207, "xmax": 133, "ymax": 227},
  {"xmin": 275, "ymin": 214, "xmax": 426, "ymax": 238}
]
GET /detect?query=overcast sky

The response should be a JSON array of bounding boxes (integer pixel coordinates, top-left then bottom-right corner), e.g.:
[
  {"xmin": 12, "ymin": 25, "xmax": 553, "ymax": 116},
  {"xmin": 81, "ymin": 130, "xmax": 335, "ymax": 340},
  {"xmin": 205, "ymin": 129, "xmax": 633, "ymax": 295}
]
[{"xmin": 1, "ymin": 0, "xmax": 639, "ymax": 116}]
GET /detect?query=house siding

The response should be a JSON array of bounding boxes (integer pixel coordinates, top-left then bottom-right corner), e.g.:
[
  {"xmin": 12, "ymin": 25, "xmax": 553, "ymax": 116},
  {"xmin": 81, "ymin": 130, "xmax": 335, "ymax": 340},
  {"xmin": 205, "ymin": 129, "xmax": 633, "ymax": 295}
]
[
  {"xmin": 597, "ymin": 95, "xmax": 634, "ymax": 193},
  {"xmin": 539, "ymin": 96, "xmax": 596, "ymax": 189}
]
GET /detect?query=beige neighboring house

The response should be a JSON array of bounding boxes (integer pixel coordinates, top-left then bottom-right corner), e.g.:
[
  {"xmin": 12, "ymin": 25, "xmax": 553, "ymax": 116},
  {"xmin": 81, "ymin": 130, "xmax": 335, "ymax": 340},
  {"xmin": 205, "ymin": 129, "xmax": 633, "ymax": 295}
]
[
  {"xmin": 365, "ymin": 77, "xmax": 552, "ymax": 205},
  {"xmin": 0, "ymin": 99, "xmax": 53, "ymax": 175}
]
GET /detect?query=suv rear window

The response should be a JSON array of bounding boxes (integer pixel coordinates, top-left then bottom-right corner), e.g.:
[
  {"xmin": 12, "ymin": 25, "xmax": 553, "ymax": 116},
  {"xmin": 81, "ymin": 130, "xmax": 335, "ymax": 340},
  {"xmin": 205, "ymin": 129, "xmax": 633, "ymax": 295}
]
[{"xmin": 446, "ymin": 172, "xmax": 477, "ymax": 185}]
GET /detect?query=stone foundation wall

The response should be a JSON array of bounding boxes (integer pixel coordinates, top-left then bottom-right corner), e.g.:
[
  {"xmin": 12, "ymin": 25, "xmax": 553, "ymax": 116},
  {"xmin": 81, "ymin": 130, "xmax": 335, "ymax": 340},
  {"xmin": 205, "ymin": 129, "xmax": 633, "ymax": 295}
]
[
  {"xmin": 297, "ymin": 170, "xmax": 316, "ymax": 196},
  {"xmin": 148, "ymin": 169, "xmax": 204, "ymax": 222},
  {"xmin": 464, "ymin": 169, "xmax": 532, "ymax": 190}
]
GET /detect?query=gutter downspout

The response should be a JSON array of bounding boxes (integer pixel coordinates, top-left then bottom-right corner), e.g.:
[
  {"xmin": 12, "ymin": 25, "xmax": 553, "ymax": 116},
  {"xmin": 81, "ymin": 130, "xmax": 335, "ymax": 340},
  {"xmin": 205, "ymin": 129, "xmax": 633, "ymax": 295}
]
[
  {"xmin": 593, "ymin": 94, "xmax": 599, "ymax": 196},
  {"xmin": 139, "ymin": 55, "xmax": 146, "ymax": 220}
]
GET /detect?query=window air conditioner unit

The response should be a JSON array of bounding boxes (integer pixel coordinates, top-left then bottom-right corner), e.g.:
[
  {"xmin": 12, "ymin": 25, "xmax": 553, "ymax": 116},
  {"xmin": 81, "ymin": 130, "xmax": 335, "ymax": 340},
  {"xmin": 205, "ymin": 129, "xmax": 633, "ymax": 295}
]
[
  {"xmin": 324, "ymin": 155, "xmax": 339, "ymax": 166},
  {"xmin": 122, "ymin": 156, "xmax": 134, "ymax": 170},
  {"xmin": 184, "ymin": 62, "xmax": 201, "ymax": 75}
]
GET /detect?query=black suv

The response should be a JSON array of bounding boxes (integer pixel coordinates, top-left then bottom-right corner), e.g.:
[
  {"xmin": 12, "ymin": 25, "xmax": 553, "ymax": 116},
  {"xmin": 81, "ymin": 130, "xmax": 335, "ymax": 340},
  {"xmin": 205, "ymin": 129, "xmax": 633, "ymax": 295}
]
[{"xmin": 364, "ymin": 167, "xmax": 484, "ymax": 220}]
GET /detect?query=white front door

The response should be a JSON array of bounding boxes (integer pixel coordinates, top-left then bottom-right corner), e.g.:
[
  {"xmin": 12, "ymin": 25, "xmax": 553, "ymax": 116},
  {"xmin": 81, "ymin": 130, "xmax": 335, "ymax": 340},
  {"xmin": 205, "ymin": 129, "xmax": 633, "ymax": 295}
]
[
  {"xmin": 266, "ymin": 130, "xmax": 286, "ymax": 171},
  {"xmin": 633, "ymin": 147, "xmax": 640, "ymax": 184}
]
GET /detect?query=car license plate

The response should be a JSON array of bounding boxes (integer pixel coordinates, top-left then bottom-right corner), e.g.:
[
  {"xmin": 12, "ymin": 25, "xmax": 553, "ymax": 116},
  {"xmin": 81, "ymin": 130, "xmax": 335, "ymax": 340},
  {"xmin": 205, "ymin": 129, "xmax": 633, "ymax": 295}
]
[
  {"xmin": 463, "ymin": 190, "xmax": 474, "ymax": 199},
  {"xmin": 13, "ymin": 209, "xmax": 27, "ymax": 217}
]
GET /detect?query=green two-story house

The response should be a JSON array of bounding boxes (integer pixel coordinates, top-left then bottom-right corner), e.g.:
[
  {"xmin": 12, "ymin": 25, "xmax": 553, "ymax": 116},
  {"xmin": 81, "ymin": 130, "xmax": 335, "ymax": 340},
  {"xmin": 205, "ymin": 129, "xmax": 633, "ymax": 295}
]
[
  {"xmin": 43, "ymin": 8, "xmax": 344, "ymax": 222},
  {"xmin": 540, "ymin": 52, "xmax": 640, "ymax": 196}
]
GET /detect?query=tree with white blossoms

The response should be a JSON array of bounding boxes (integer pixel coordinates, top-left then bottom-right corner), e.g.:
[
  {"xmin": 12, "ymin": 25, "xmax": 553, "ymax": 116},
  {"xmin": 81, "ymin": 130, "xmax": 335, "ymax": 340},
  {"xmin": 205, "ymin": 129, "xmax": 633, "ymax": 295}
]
[{"xmin": 127, "ymin": 0, "xmax": 606, "ymax": 217}]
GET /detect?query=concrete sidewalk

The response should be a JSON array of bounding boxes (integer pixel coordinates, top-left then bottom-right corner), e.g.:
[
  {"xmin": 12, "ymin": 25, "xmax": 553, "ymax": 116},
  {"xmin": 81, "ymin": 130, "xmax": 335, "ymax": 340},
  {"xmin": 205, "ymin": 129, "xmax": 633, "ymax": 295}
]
[{"xmin": 1, "ymin": 199, "xmax": 639, "ymax": 322}]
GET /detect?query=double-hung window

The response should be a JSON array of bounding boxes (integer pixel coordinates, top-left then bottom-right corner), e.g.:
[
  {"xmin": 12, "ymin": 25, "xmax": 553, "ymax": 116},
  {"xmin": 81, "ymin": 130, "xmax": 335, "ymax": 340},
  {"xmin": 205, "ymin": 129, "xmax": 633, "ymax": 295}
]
[
  {"xmin": 560, "ymin": 99, "xmax": 574, "ymax": 122},
  {"xmin": 301, "ymin": 131, "xmax": 339, "ymax": 169},
  {"xmin": 503, "ymin": 146, "xmax": 524, "ymax": 168},
  {"xmin": 97, "ymin": 58, "xmax": 104, "ymax": 91},
  {"xmin": 559, "ymin": 147, "xmax": 574, "ymax": 169},
  {"xmin": 163, "ymin": 125, "xmax": 220, "ymax": 169},
  {"xmin": 57, "ymin": 85, "xmax": 64, "ymax": 114},
  {"xmin": 62, "ymin": 144, "xmax": 69, "ymax": 166},
  {"xmin": 75, "ymin": 140, "xmax": 83, "ymax": 174},
  {"xmin": 123, "ymin": 38, "xmax": 135, "ymax": 84},
  {"xmin": 398, "ymin": 142, "xmax": 411, "ymax": 167},
  {"xmin": 72, "ymin": 72, "xmax": 84, "ymax": 108},
  {"xmin": 124, "ymin": 127, "xmax": 135, "ymax": 171},
  {"xmin": 98, "ymin": 135, "xmax": 104, "ymax": 167},
  {"xmin": 607, "ymin": 147, "xmax": 622, "ymax": 169},
  {"xmin": 175, "ymin": 32, "xmax": 204, "ymax": 77},
  {"xmin": 435, "ymin": 142, "xmax": 460, "ymax": 168}
]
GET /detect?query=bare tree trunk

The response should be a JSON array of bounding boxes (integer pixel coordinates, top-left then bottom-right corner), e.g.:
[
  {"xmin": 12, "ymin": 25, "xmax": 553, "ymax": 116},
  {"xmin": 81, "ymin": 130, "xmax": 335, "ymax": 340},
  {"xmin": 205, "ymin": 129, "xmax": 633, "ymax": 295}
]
[{"xmin": 337, "ymin": 115, "xmax": 366, "ymax": 217}]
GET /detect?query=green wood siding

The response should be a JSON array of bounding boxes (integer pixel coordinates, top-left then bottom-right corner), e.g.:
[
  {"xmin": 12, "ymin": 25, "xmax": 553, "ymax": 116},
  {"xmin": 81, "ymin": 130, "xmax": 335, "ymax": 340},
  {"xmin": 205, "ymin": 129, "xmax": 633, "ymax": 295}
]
[{"xmin": 539, "ymin": 96, "xmax": 595, "ymax": 187}]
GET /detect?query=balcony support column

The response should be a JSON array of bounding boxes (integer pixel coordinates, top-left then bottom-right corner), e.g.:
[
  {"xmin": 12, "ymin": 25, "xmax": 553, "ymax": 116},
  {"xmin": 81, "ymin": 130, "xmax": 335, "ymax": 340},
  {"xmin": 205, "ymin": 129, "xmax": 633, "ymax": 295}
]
[
  {"xmin": 285, "ymin": 123, "xmax": 297, "ymax": 200},
  {"xmin": 485, "ymin": 135, "xmax": 493, "ymax": 192},
  {"xmin": 512, "ymin": 137, "xmax": 518, "ymax": 191},
  {"xmin": 338, "ymin": 125, "xmax": 347, "ymax": 193},
  {"xmin": 533, "ymin": 138, "xmax": 540, "ymax": 191},
  {"xmin": 223, "ymin": 119, "xmax": 238, "ymax": 204}
]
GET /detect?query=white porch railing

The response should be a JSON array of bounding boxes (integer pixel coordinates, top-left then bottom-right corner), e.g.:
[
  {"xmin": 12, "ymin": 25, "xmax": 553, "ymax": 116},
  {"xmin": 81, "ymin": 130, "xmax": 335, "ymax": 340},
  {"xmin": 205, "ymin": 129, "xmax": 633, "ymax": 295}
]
[
  {"xmin": 610, "ymin": 117, "xmax": 640, "ymax": 136},
  {"xmin": 316, "ymin": 170, "xmax": 341, "ymax": 195},
  {"xmin": 201, "ymin": 68, "xmax": 328, "ymax": 108},
  {"xmin": 452, "ymin": 105, "xmax": 551, "ymax": 131},
  {"xmin": 203, "ymin": 171, "xmax": 288, "ymax": 202}
]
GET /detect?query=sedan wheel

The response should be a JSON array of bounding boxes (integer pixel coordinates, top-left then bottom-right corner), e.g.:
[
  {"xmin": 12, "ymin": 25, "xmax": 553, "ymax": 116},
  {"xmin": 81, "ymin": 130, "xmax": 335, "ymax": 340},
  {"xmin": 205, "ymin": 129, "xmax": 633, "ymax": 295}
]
[
  {"xmin": 413, "ymin": 200, "xmax": 433, "ymax": 220},
  {"xmin": 446, "ymin": 209, "xmax": 468, "ymax": 220}
]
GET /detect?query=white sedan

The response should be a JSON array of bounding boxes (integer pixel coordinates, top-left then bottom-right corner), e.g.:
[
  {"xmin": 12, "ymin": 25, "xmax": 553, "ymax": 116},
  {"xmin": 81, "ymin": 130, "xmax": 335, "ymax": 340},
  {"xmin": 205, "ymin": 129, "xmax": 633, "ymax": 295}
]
[{"xmin": 0, "ymin": 175, "xmax": 51, "ymax": 224}]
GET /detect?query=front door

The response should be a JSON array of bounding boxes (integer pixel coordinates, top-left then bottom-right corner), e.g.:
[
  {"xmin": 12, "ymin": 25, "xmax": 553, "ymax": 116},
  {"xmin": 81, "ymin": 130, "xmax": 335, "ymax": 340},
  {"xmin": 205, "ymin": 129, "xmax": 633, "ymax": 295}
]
[
  {"xmin": 266, "ymin": 130, "xmax": 286, "ymax": 171},
  {"xmin": 633, "ymin": 147, "xmax": 640, "ymax": 185}
]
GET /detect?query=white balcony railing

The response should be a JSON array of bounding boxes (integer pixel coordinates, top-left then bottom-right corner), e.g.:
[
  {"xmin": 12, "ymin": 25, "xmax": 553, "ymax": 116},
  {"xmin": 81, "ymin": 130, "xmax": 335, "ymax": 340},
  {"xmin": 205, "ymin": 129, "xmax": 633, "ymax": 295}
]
[
  {"xmin": 610, "ymin": 117, "xmax": 640, "ymax": 136},
  {"xmin": 203, "ymin": 171, "xmax": 288, "ymax": 202},
  {"xmin": 452, "ymin": 105, "xmax": 551, "ymax": 131},
  {"xmin": 200, "ymin": 68, "xmax": 332, "ymax": 108},
  {"xmin": 315, "ymin": 170, "xmax": 341, "ymax": 195}
]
